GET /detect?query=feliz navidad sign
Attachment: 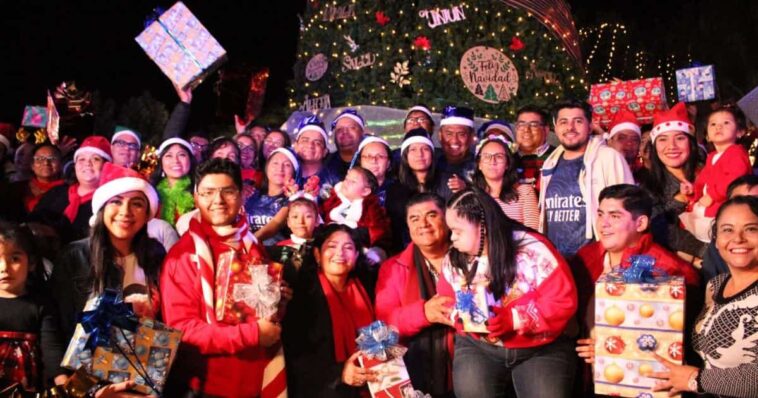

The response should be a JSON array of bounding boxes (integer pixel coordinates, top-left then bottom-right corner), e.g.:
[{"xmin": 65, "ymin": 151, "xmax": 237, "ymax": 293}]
[{"xmin": 459, "ymin": 46, "xmax": 519, "ymax": 104}]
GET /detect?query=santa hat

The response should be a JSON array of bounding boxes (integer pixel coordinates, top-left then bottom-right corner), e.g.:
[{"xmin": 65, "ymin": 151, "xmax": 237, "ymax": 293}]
[
  {"xmin": 158, "ymin": 137, "xmax": 193, "ymax": 156},
  {"xmin": 605, "ymin": 110, "xmax": 641, "ymax": 140},
  {"xmin": 350, "ymin": 135, "xmax": 391, "ymax": 168},
  {"xmin": 440, "ymin": 105, "xmax": 475, "ymax": 128},
  {"xmin": 268, "ymin": 147, "xmax": 300, "ymax": 174},
  {"xmin": 651, "ymin": 102, "xmax": 695, "ymax": 142},
  {"xmin": 90, "ymin": 163, "xmax": 159, "ymax": 226},
  {"xmin": 295, "ymin": 115, "xmax": 328, "ymax": 143},
  {"xmin": 74, "ymin": 136, "xmax": 112, "ymax": 162},
  {"xmin": 0, "ymin": 123, "xmax": 14, "ymax": 156},
  {"xmin": 400, "ymin": 128, "xmax": 435, "ymax": 154},
  {"xmin": 111, "ymin": 125, "xmax": 142, "ymax": 147},
  {"xmin": 405, "ymin": 105, "xmax": 433, "ymax": 120},
  {"xmin": 477, "ymin": 120, "xmax": 514, "ymax": 142},
  {"xmin": 330, "ymin": 109, "xmax": 366, "ymax": 132}
]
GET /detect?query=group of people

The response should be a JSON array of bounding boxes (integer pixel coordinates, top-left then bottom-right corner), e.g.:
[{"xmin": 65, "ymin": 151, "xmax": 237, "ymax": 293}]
[{"xmin": 0, "ymin": 84, "xmax": 756, "ymax": 398}]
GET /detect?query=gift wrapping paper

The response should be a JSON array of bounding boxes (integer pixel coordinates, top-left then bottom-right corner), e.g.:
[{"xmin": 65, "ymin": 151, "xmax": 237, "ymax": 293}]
[
  {"xmin": 453, "ymin": 281, "xmax": 491, "ymax": 334},
  {"xmin": 359, "ymin": 355, "xmax": 414, "ymax": 398},
  {"xmin": 676, "ymin": 65, "xmax": 716, "ymax": 102},
  {"xmin": 589, "ymin": 78, "xmax": 668, "ymax": 127},
  {"xmin": 21, "ymin": 106, "xmax": 47, "ymax": 128},
  {"xmin": 738, "ymin": 84, "xmax": 758, "ymax": 126},
  {"xmin": 135, "ymin": 1, "xmax": 227, "ymax": 90},
  {"xmin": 215, "ymin": 251, "xmax": 283, "ymax": 325},
  {"xmin": 593, "ymin": 275, "xmax": 685, "ymax": 398}
]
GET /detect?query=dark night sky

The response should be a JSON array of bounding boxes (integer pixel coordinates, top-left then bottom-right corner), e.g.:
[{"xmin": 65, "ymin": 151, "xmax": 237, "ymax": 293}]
[{"xmin": 1, "ymin": 0, "xmax": 756, "ymax": 129}]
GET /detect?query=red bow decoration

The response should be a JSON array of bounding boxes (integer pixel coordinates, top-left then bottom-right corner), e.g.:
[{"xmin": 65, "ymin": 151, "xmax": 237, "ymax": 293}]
[
  {"xmin": 413, "ymin": 36, "xmax": 432, "ymax": 51},
  {"xmin": 375, "ymin": 11, "xmax": 390, "ymax": 26},
  {"xmin": 509, "ymin": 37, "xmax": 525, "ymax": 52}
]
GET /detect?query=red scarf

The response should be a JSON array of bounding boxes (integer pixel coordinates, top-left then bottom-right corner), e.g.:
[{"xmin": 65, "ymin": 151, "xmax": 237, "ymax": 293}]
[
  {"xmin": 63, "ymin": 184, "xmax": 94, "ymax": 223},
  {"xmin": 24, "ymin": 178, "xmax": 64, "ymax": 212},
  {"xmin": 318, "ymin": 271, "xmax": 374, "ymax": 362}
]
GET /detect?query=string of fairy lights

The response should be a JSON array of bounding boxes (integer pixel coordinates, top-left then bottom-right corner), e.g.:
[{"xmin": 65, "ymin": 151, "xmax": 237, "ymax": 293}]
[{"xmin": 289, "ymin": 0, "xmax": 588, "ymax": 117}]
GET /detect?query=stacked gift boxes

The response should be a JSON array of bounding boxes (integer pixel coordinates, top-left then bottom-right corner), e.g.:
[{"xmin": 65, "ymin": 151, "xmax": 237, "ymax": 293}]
[
  {"xmin": 676, "ymin": 65, "xmax": 716, "ymax": 102},
  {"xmin": 593, "ymin": 275, "xmax": 686, "ymax": 398},
  {"xmin": 135, "ymin": 1, "xmax": 227, "ymax": 90},
  {"xmin": 589, "ymin": 78, "xmax": 668, "ymax": 128}
]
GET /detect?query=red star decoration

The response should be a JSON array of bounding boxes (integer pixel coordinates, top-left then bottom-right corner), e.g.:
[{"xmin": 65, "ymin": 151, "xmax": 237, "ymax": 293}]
[{"xmin": 413, "ymin": 36, "xmax": 432, "ymax": 51}]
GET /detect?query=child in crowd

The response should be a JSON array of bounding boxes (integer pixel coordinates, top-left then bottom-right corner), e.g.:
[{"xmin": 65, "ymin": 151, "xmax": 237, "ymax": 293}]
[
  {"xmin": 322, "ymin": 166, "xmax": 392, "ymax": 262},
  {"xmin": 268, "ymin": 188, "xmax": 322, "ymax": 285},
  {"xmin": 680, "ymin": 104, "xmax": 752, "ymax": 241},
  {"xmin": 0, "ymin": 222, "xmax": 67, "ymax": 393}
]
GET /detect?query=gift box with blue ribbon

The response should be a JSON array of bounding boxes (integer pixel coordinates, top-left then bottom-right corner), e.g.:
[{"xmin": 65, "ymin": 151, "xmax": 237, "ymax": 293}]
[
  {"xmin": 135, "ymin": 2, "xmax": 227, "ymax": 90},
  {"xmin": 592, "ymin": 255, "xmax": 686, "ymax": 398},
  {"xmin": 676, "ymin": 65, "xmax": 716, "ymax": 102},
  {"xmin": 61, "ymin": 290, "xmax": 182, "ymax": 396},
  {"xmin": 356, "ymin": 321, "xmax": 415, "ymax": 398}
]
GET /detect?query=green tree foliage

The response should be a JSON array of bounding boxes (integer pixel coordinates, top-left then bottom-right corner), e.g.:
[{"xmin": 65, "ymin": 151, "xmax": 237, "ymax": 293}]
[{"xmin": 289, "ymin": 0, "xmax": 587, "ymax": 119}]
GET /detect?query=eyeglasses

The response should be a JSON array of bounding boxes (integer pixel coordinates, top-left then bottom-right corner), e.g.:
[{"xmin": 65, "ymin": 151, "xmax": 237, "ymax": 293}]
[
  {"xmin": 196, "ymin": 187, "xmax": 239, "ymax": 199},
  {"xmin": 515, "ymin": 121, "xmax": 544, "ymax": 130},
  {"xmin": 405, "ymin": 117, "xmax": 431, "ymax": 125},
  {"xmin": 264, "ymin": 138, "xmax": 285, "ymax": 147},
  {"xmin": 480, "ymin": 153, "xmax": 507, "ymax": 164},
  {"xmin": 33, "ymin": 155, "xmax": 59, "ymax": 164},
  {"xmin": 238, "ymin": 144, "xmax": 256, "ymax": 153},
  {"xmin": 191, "ymin": 142, "xmax": 209, "ymax": 150},
  {"xmin": 361, "ymin": 154, "xmax": 388, "ymax": 163},
  {"xmin": 112, "ymin": 139, "xmax": 140, "ymax": 151},
  {"xmin": 298, "ymin": 137, "xmax": 325, "ymax": 148}
]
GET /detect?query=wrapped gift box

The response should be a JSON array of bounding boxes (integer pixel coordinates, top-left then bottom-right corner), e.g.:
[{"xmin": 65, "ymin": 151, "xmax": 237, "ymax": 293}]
[
  {"xmin": 359, "ymin": 355, "xmax": 414, "ymax": 398},
  {"xmin": 589, "ymin": 78, "xmax": 668, "ymax": 127},
  {"xmin": 738, "ymin": 84, "xmax": 758, "ymax": 126},
  {"xmin": 21, "ymin": 106, "xmax": 47, "ymax": 128},
  {"xmin": 135, "ymin": 2, "xmax": 227, "ymax": 90},
  {"xmin": 676, "ymin": 65, "xmax": 716, "ymax": 102},
  {"xmin": 593, "ymin": 274, "xmax": 685, "ymax": 398},
  {"xmin": 215, "ymin": 252, "xmax": 282, "ymax": 325},
  {"xmin": 61, "ymin": 294, "xmax": 182, "ymax": 395},
  {"xmin": 453, "ymin": 281, "xmax": 490, "ymax": 333}
]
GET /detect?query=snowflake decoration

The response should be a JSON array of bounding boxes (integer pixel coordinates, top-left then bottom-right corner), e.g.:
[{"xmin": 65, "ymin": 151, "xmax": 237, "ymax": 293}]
[
  {"xmin": 390, "ymin": 61, "xmax": 411, "ymax": 87},
  {"xmin": 669, "ymin": 284, "xmax": 684, "ymax": 299},
  {"xmin": 604, "ymin": 338, "xmax": 618, "ymax": 352},
  {"xmin": 637, "ymin": 393, "xmax": 653, "ymax": 398},
  {"xmin": 668, "ymin": 342, "xmax": 682, "ymax": 360},
  {"xmin": 636, "ymin": 334, "xmax": 657, "ymax": 351}
]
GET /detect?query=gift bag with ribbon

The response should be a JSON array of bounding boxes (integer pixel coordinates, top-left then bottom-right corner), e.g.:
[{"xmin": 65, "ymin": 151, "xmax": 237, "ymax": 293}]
[
  {"xmin": 356, "ymin": 321, "xmax": 417, "ymax": 398},
  {"xmin": 593, "ymin": 255, "xmax": 686, "ymax": 398},
  {"xmin": 60, "ymin": 290, "xmax": 182, "ymax": 396},
  {"xmin": 135, "ymin": 2, "xmax": 227, "ymax": 90}
]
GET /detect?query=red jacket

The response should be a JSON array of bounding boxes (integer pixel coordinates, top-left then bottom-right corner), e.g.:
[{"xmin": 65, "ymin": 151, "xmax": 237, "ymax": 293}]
[
  {"xmin": 160, "ymin": 233, "xmax": 270, "ymax": 397},
  {"xmin": 693, "ymin": 144, "xmax": 751, "ymax": 217},
  {"xmin": 438, "ymin": 231, "xmax": 578, "ymax": 348}
]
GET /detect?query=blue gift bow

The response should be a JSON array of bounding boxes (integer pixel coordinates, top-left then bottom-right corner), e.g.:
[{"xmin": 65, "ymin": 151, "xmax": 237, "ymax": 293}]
[
  {"xmin": 143, "ymin": 5, "xmax": 204, "ymax": 73},
  {"xmin": 78, "ymin": 290, "xmax": 139, "ymax": 351},
  {"xmin": 355, "ymin": 321, "xmax": 399, "ymax": 360},
  {"xmin": 606, "ymin": 254, "xmax": 669, "ymax": 284},
  {"xmin": 455, "ymin": 290, "xmax": 488, "ymax": 324}
]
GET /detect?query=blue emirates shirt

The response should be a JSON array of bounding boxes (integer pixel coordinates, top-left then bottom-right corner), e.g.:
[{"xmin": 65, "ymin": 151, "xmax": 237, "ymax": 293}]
[
  {"xmin": 244, "ymin": 191, "xmax": 289, "ymax": 246},
  {"xmin": 544, "ymin": 155, "xmax": 591, "ymax": 258}
]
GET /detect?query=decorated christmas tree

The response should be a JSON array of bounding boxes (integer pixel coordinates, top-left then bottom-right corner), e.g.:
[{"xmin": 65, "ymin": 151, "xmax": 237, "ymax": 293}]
[{"xmin": 288, "ymin": 0, "xmax": 588, "ymax": 119}]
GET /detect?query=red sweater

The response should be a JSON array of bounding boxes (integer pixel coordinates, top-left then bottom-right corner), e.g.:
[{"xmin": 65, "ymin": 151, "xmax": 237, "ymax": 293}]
[
  {"xmin": 160, "ymin": 234, "xmax": 270, "ymax": 397},
  {"xmin": 693, "ymin": 144, "xmax": 751, "ymax": 217},
  {"xmin": 438, "ymin": 231, "xmax": 578, "ymax": 348}
]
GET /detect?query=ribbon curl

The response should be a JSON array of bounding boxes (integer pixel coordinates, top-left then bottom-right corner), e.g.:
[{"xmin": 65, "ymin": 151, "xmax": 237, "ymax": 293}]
[
  {"xmin": 78, "ymin": 290, "xmax": 139, "ymax": 351},
  {"xmin": 355, "ymin": 321, "xmax": 406, "ymax": 361},
  {"xmin": 606, "ymin": 255, "xmax": 669, "ymax": 284},
  {"xmin": 455, "ymin": 290, "xmax": 488, "ymax": 324}
]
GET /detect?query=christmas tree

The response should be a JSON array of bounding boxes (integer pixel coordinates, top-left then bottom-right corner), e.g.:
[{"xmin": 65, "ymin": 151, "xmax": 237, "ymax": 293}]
[{"xmin": 288, "ymin": 0, "xmax": 588, "ymax": 119}]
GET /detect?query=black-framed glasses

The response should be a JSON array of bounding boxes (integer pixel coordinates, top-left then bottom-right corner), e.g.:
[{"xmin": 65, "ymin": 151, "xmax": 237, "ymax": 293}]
[
  {"xmin": 196, "ymin": 187, "xmax": 239, "ymax": 199},
  {"xmin": 33, "ymin": 155, "xmax": 59, "ymax": 164},
  {"xmin": 514, "ymin": 121, "xmax": 544, "ymax": 130},
  {"xmin": 405, "ymin": 117, "xmax": 431, "ymax": 125},
  {"xmin": 112, "ymin": 139, "xmax": 140, "ymax": 151}
]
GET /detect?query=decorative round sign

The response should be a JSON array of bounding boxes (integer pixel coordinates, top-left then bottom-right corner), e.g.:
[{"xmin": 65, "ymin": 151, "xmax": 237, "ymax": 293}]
[
  {"xmin": 459, "ymin": 46, "xmax": 519, "ymax": 104},
  {"xmin": 305, "ymin": 53, "xmax": 329, "ymax": 81}
]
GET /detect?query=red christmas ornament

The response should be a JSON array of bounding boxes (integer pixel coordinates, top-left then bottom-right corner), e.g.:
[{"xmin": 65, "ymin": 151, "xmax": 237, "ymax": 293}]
[
  {"xmin": 414, "ymin": 36, "xmax": 432, "ymax": 51},
  {"xmin": 605, "ymin": 282, "xmax": 626, "ymax": 296},
  {"xmin": 375, "ymin": 11, "xmax": 390, "ymax": 26},
  {"xmin": 509, "ymin": 37, "xmax": 525, "ymax": 52},
  {"xmin": 668, "ymin": 341, "xmax": 683, "ymax": 361},
  {"xmin": 669, "ymin": 282, "xmax": 685, "ymax": 300},
  {"xmin": 604, "ymin": 336, "xmax": 625, "ymax": 355}
]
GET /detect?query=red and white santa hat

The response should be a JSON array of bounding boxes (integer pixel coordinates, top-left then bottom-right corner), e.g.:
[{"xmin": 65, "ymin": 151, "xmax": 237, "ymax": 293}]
[
  {"xmin": 651, "ymin": 102, "xmax": 695, "ymax": 142},
  {"xmin": 74, "ymin": 136, "xmax": 113, "ymax": 162},
  {"xmin": 90, "ymin": 162, "xmax": 159, "ymax": 226},
  {"xmin": 605, "ymin": 109, "xmax": 641, "ymax": 140}
]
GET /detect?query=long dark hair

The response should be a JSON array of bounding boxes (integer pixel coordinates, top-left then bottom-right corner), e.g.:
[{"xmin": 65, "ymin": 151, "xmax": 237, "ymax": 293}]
[
  {"xmin": 0, "ymin": 221, "xmax": 46, "ymax": 290},
  {"xmin": 398, "ymin": 147, "xmax": 436, "ymax": 193},
  {"xmin": 446, "ymin": 188, "xmax": 524, "ymax": 298},
  {"xmin": 711, "ymin": 195, "xmax": 758, "ymax": 241},
  {"xmin": 88, "ymin": 208, "xmax": 164, "ymax": 295},
  {"xmin": 472, "ymin": 139, "xmax": 519, "ymax": 202},
  {"xmin": 645, "ymin": 133, "xmax": 699, "ymax": 199},
  {"xmin": 150, "ymin": 143, "xmax": 197, "ymax": 187}
]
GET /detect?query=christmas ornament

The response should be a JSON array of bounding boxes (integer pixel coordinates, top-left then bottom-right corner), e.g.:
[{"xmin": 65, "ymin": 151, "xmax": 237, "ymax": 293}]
[
  {"xmin": 636, "ymin": 334, "xmax": 657, "ymax": 351},
  {"xmin": 321, "ymin": 4, "xmax": 355, "ymax": 22},
  {"xmin": 603, "ymin": 336, "xmax": 625, "ymax": 355},
  {"xmin": 299, "ymin": 94, "xmax": 332, "ymax": 113},
  {"xmin": 413, "ymin": 36, "xmax": 431, "ymax": 51},
  {"xmin": 305, "ymin": 53, "xmax": 329, "ymax": 81},
  {"xmin": 509, "ymin": 37, "xmax": 525, "ymax": 52},
  {"xmin": 53, "ymin": 81, "xmax": 92, "ymax": 115},
  {"xmin": 390, "ymin": 61, "xmax": 411, "ymax": 87},
  {"xmin": 375, "ymin": 11, "xmax": 390, "ymax": 26},
  {"xmin": 668, "ymin": 341, "xmax": 683, "ymax": 361},
  {"xmin": 343, "ymin": 35, "xmax": 359, "ymax": 53},
  {"xmin": 418, "ymin": 4, "xmax": 466, "ymax": 29},
  {"xmin": 342, "ymin": 53, "xmax": 376, "ymax": 71},
  {"xmin": 459, "ymin": 46, "xmax": 519, "ymax": 104}
]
